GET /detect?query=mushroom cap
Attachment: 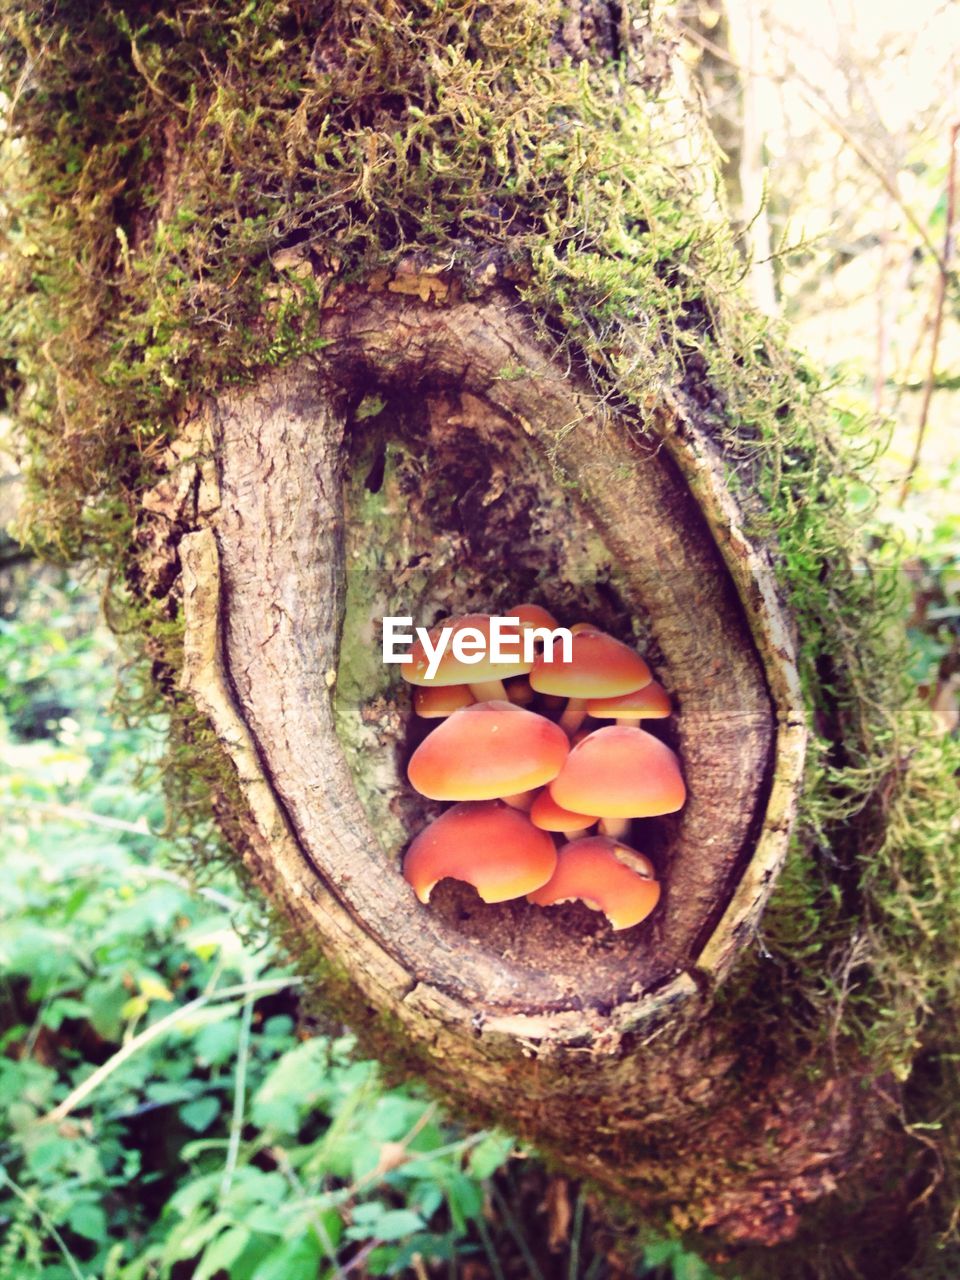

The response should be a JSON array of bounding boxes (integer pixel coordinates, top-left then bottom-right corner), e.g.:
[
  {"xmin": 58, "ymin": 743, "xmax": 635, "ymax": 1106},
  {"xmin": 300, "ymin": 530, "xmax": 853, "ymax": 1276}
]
[
  {"xmin": 549, "ymin": 724, "xmax": 685, "ymax": 817},
  {"xmin": 530, "ymin": 789, "xmax": 598, "ymax": 833},
  {"xmin": 408, "ymin": 700, "xmax": 570, "ymax": 801},
  {"xmin": 509, "ymin": 602, "xmax": 559, "ymax": 632},
  {"xmin": 414, "ymin": 684, "xmax": 476, "ymax": 718},
  {"xmin": 527, "ymin": 836, "xmax": 660, "ymax": 929},
  {"xmin": 530, "ymin": 628, "xmax": 651, "ymax": 698},
  {"xmin": 402, "ymin": 613, "xmax": 531, "ymax": 686},
  {"xmin": 404, "ymin": 801, "xmax": 557, "ymax": 904},
  {"xmin": 586, "ymin": 680, "xmax": 671, "ymax": 720}
]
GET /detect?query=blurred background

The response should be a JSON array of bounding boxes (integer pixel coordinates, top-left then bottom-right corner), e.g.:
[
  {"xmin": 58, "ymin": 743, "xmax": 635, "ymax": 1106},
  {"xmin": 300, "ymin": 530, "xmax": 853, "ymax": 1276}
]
[{"xmin": 1, "ymin": 2, "xmax": 957, "ymax": 1277}]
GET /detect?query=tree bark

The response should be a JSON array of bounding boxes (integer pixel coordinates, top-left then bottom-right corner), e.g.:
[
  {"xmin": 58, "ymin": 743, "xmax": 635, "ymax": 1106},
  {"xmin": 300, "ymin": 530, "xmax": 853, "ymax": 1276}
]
[{"xmin": 148, "ymin": 283, "xmax": 892, "ymax": 1259}]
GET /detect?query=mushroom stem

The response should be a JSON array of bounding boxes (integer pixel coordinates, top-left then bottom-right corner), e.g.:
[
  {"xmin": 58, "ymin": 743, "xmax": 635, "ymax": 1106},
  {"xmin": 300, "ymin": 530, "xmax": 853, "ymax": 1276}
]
[
  {"xmin": 502, "ymin": 790, "xmax": 537, "ymax": 812},
  {"xmin": 558, "ymin": 697, "xmax": 588, "ymax": 736},
  {"xmin": 468, "ymin": 679, "xmax": 508, "ymax": 702},
  {"xmin": 598, "ymin": 816, "xmax": 631, "ymax": 840}
]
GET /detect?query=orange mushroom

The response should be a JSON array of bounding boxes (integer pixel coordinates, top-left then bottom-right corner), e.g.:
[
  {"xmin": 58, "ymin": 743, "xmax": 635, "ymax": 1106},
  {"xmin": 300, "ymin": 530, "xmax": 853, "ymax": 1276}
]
[
  {"xmin": 530, "ymin": 628, "xmax": 651, "ymax": 735},
  {"xmin": 527, "ymin": 836, "xmax": 660, "ymax": 930},
  {"xmin": 413, "ymin": 684, "xmax": 476, "ymax": 718},
  {"xmin": 407, "ymin": 700, "xmax": 569, "ymax": 802},
  {"xmin": 404, "ymin": 801, "xmax": 557, "ymax": 904},
  {"xmin": 530, "ymin": 788, "xmax": 598, "ymax": 839},
  {"xmin": 509, "ymin": 602, "xmax": 559, "ymax": 631},
  {"xmin": 505, "ymin": 677, "xmax": 535, "ymax": 706},
  {"xmin": 586, "ymin": 679, "xmax": 671, "ymax": 723},
  {"xmin": 402, "ymin": 613, "xmax": 530, "ymax": 702},
  {"xmin": 549, "ymin": 723, "xmax": 685, "ymax": 839}
]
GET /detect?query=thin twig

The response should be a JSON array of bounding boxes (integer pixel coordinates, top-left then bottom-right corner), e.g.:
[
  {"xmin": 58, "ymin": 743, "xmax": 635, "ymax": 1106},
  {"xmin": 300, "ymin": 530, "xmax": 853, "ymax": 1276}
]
[
  {"xmin": 475, "ymin": 1212, "xmax": 507, "ymax": 1280},
  {"xmin": 38, "ymin": 976, "xmax": 301, "ymax": 1125},
  {"xmin": 330, "ymin": 1238, "xmax": 380, "ymax": 1279},
  {"xmin": 270, "ymin": 1145, "xmax": 341, "ymax": 1260},
  {"xmin": 898, "ymin": 119, "xmax": 959, "ymax": 506},
  {"xmin": 220, "ymin": 978, "xmax": 255, "ymax": 1197},
  {"xmin": 0, "ymin": 796, "xmax": 151, "ymax": 834},
  {"xmin": 568, "ymin": 1189, "xmax": 586, "ymax": 1280},
  {"xmin": 490, "ymin": 1183, "xmax": 547, "ymax": 1280}
]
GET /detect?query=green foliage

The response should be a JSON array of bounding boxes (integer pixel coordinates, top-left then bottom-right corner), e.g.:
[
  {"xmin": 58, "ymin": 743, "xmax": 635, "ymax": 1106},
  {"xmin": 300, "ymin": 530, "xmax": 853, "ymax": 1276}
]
[{"xmin": 0, "ymin": 571, "xmax": 714, "ymax": 1280}]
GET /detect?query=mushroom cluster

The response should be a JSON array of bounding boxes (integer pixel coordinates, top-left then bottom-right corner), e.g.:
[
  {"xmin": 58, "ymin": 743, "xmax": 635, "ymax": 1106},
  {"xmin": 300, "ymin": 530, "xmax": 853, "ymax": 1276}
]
[{"xmin": 399, "ymin": 607, "xmax": 685, "ymax": 932}]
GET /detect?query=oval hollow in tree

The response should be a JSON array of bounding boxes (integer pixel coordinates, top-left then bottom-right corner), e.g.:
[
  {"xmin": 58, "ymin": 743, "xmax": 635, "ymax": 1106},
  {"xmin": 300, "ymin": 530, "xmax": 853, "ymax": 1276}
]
[
  {"xmin": 528, "ymin": 835, "xmax": 661, "ymax": 930},
  {"xmin": 404, "ymin": 801, "xmax": 558, "ymax": 904}
]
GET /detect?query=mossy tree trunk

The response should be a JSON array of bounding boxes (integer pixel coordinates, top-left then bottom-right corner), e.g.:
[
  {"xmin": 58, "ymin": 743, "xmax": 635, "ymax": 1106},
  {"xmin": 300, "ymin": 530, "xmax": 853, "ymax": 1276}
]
[{"xmin": 3, "ymin": 2, "xmax": 957, "ymax": 1276}]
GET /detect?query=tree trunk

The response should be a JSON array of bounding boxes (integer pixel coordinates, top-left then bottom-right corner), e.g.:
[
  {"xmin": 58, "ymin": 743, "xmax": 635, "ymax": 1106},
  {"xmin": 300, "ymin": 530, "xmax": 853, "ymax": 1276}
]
[{"xmin": 3, "ymin": 2, "xmax": 956, "ymax": 1275}]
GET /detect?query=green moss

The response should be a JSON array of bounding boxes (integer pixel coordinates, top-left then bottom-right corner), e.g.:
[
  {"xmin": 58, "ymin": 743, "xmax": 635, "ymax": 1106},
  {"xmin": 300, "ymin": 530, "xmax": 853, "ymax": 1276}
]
[{"xmin": 1, "ymin": 0, "xmax": 958, "ymax": 1259}]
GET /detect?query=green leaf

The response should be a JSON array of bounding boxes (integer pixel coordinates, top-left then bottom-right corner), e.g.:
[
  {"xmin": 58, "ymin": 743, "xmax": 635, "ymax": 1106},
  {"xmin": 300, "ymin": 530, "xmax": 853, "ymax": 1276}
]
[
  {"xmin": 195, "ymin": 1226, "xmax": 252, "ymax": 1280},
  {"xmin": 85, "ymin": 980, "xmax": 130, "ymax": 1040},
  {"xmin": 346, "ymin": 1207, "xmax": 425, "ymax": 1243},
  {"xmin": 68, "ymin": 1200, "xmax": 108, "ymax": 1242},
  {"xmin": 180, "ymin": 1095, "xmax": 221, "ymax": 1132},
  {"xmin": 466, "ymin": 1132, "xmax": 514, "ymax": 1180},
  {"xmin": 444, "ymin": 1173, "xmax": 483, "ymax": 1231},
  {"xmin": 249, "ymin": 1235, "xmax": 322, "ymax": 1280}
]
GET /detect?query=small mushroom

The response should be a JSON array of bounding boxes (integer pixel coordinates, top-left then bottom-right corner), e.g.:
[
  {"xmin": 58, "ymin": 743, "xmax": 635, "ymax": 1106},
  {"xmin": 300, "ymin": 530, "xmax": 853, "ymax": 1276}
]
[
  {"xmin": 404, "ymin": 801, "xmax": 557, "ymax": 903},
  {"xmin": 414, "ymin": 684, "xmax": 476, "ymax": 718},
  {"xmin": 529, "ymin": 788, "xmax": 598, "ymax": 840},
  {"xmin": 548, "ymin": 723, "xmax": 685, "ymax": 839},
  {"xmin": 403, "ymin": 612, "xmax": 531, "ymax": 702},
  {"xmin": 505, "ymin": 677, "xmax": 535, "ymax": 706},
  {"xmin": 527, "ymin": 836, "xmax": 660, "ymax": 930},
  {"xmin": 407, "ymin": 700, "xmax": 570, "ymax": 802},
  {"xmin": 530, "ymin": 628, "xmax": 651, "ymax": 735},
  {"xmin": 586, "ymin": 679, "xmax": 671, "ymax": 723},
  {"xmin": 509, "ymin": 601, "xmax": 559, "ymax": 643}
]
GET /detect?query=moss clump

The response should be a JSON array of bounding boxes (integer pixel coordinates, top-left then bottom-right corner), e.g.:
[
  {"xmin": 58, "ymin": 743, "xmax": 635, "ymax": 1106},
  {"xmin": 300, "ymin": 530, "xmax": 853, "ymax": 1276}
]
[{"xmin": 1, "ymin": 0, "xmax": 958, "ymax": 1260}]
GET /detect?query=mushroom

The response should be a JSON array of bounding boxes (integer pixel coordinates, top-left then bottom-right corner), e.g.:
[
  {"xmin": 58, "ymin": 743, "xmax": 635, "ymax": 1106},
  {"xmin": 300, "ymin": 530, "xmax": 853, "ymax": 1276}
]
[
  {"xmin": 527, "ymin": 835, "xmax": 661, "ymax": 930},
  {"xmin": 509, "ymin": 601, "xmax": 559, "ymax": 646},
  {"xmin": 505, "ymin": 677, "xmax": 535, "ymax": 706},
  {"xmin": 404, "ymin": 801, "xmax": 557, "ymax": 903},
  {"xmin": 414, "ymin": 684, "xmax": 476, "ymax": 718},
  {"xmin": 529, "ymin": 788, "xmax": 598, "ymax": 841},
  {"xmin": 407, "ymin": 700, "xmax": 570, "ymax": 803},
  {"xmin": 586, "ymin": 679, "xmax": 671, "ymax": 724},
  {"xmin": 402, "ymin": 612, "xmax": 531, "ymax": 703},
  {"xmin": 548, "ymin": 723, "xmax": 685, "ymax": 840},
  {"xmin": 529, "ymin": 628, "xmax": 652, "ymax": 735}
]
